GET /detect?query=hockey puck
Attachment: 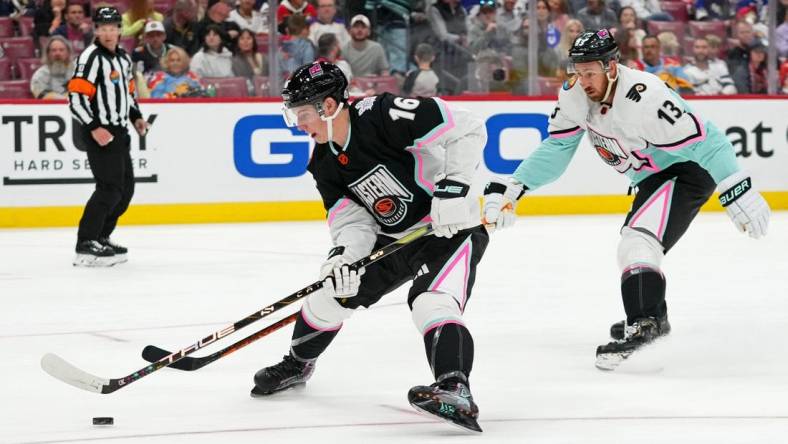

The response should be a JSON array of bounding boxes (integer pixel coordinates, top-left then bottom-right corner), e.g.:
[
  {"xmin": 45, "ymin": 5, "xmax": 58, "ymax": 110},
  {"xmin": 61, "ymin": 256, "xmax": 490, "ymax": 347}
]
[{"xmin": 92, "ymin": 417, "xmax": 114, "ymax": 426}]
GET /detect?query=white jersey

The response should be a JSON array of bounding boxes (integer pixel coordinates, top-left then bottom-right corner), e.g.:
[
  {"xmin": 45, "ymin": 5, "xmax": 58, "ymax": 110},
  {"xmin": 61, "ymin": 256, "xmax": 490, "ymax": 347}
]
[{"xmin": 513, "ymin": 64, "xmax": 739, "ymax": 188}]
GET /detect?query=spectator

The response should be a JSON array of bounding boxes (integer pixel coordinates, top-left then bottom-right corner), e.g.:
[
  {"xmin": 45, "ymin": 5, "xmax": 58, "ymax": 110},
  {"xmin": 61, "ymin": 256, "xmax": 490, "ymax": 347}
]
[
  {"xmin": 132, "ymin": 21, "xmax": 174, "ymax": 78},
  {"xmin": 685, "ymin": 36, "xmax": 737, "ymax": 95},
  {"xmin": 548, "ymin": 0, "xmax": 571, "ymax": 31},
  {"xmin": 232, "ymin": 28, "xmax": 266, "ymax": 93},
  {"xmin": 615, "ymin": 27, "xmax": 642, "ymax": 68},
  {"xmin": 30, "ymin": 35, "xmax": 74, "ymax": 99},
  {"xmin": 428, "ymin": 0, "xmax": 468, "ymax": 48},
  {"xmin": 776, "ymin": 4, "xmax": 788, "ymax": 60},
  {"xmin": 34, "ymin": 0, "xmax": 66, "ymax": 40},
  {"xmin": 556, "ymin": 19, "xmax": 584, "ymax": 79},
  {"xmin": 165, "ymin": 0, "xmax": 200, "ymax": 54},
  {"xmin": 732, "ymin": 42, "xmax": 767, "ymax": 94},
  {"xmin": 342, "ymin": 14, "xmax": 389, "ymax": 76},
  {"xmin": 511, "ymin": 6, "xmax": 560, "ymax": 79},
  {"xmin": 694, "ymin": 0, "xmax": 733, "ymax": 21},
  {"xmin": 402, "ymin": 42, "xmax": 439, "ymax": 97},
  {"xmin": 618, "ymin": 0, "xmax": 672, "ymax": 22},
  {"xmin": 496, "ymin": 0, "xmax": 524, "ymax": 44},
  {"xmin": 279, "ymin": 13, "xmax": 315, "ymax": 74},
  {"xmin": 468, "ymin": 2, "xmax": 511, "ymax": 55},
  {"xmin": 277, "ymin": 0, "xmax": 316, "ymax": 30},
  {"xmin": 52, "ymin": 1, "xmax": 92, "ymax": 54},
  {"xmin": 316, "ymin": 32, "xmax": 353, "ymax": 81},
  {"xmin": 122, "ymin": 0, "xmax": 164, "ymax": 40},
  {"xmin": 309, "ymin": 0, "xmax": 350, "ymax": 47},
  {"xmin": 0, "ymin": 0, "xmax": 19, "ymax": 17},
  {"xmin": 466, "ymin": 48, "xmax": 510, "ymax": 92},
  {"xmin": 148, "ymin": 46, "xmax": 204, "ymax": 98},
  {"xmin": 727, "ymin": 20, "xmax": 755, "ymax": 75},
  {"xmin": 614, "ymin": 6, "xmax": 646, "ymax": 43},
  {"xmin": 228, "ymin": 0, "xmax": 267, "ymax": 34},
  {"xmin": 656, "ymin": 31, "xmax": 680, "ymax": 60},
  {"xmin": 706, "ymin": 34, "xmax": 724, "ymax": 61},
  {"xmin": 637, "ymin": 34, "xmax": 692, "ymax": 93},
  {"xmin": 576, "ymin": 0, "xmax": 617, "ymax": 32},
  {"xmin": 195, "ymin": 0, "xmax": 241, "ymax": 51},
  {"xmin": 190, "ymin": 24, "xmax": 234, "ymax": 77}
]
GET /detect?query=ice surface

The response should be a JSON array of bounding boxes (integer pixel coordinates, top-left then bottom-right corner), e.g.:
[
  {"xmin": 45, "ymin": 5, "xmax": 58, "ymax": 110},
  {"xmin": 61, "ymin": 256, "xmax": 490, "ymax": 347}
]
[{"xmin": 1, "ymin": 213, "xmax": 786, "ymax": 443}]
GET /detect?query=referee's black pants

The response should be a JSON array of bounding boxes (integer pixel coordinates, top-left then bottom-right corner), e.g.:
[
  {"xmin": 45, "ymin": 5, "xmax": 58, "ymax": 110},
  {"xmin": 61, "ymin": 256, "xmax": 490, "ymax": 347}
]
[{"xmin": 77, "ymin": 126, "xmax": 135, "ymax": 243}]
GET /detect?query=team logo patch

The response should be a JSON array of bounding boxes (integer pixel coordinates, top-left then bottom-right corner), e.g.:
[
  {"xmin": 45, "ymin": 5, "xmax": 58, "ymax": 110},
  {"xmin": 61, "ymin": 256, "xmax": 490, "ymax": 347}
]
[
  {"xmin": 587, "ymin": 127, "xmax": 654, "ymax": 173},
  {"xmin": 308, "ymin": 63, "xmax": 323, "ymax": 78},
  {"xmin": 596, "ymin": 29, "xmax": 609, "ymax": 39},
  {"xmin": 337, "ymin": 153, "xmax": 349, "ymax": 165},
  {"xmin": 349, "ymin": 165, "xmax": 414, "ymax": 226},
  {"xmin": 562, "ymin": 76, "xmax": 577, "ymax": 90},
  {"xmin": 625, "ymin": 83, "xmax": 647, "ymax": 102},
  {"xmin": 109, "ymin": 70, "xmax": 120, "ymax": 84},
  {"xmin": 354, "ymin": 96, "xmax": 376, "ymax": 116}
]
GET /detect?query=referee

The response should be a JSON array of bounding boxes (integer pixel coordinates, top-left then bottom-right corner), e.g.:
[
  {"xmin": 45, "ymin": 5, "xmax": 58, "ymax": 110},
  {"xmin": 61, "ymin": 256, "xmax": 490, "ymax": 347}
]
[{"xmin": 68, "ymin": 6, "xmax": 149, "ymax": 267}]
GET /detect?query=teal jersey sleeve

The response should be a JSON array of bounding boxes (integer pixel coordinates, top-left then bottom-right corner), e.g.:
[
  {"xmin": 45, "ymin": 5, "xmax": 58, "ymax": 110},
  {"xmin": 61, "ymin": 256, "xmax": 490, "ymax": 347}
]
[{"xmin": 512, "ymin": 130, "xmax": 585, "ymax": 190}]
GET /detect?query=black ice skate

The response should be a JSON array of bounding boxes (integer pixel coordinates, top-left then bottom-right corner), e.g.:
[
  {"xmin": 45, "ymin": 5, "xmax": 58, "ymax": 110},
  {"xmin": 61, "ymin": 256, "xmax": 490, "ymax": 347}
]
[
  {"xmin": 73, "ymin": 240, "xmax": 121, "ymax": 267},
  {"xmin": 596, "ymin": 317, "xmax": 667, "ymax": 370},
  {"xmin": 250, "ymin": 354, "xmax": 315, "ymax": 397},
  {"xmin": 609, "ymin": 315, "xmax": 671, "ymax": 340},
  {"xmin": 407, "ymin": 372, "xmax": 482, "ymax": 433},
  {"xmin": 98, "ymin": 237, "xmax": 128, "ymax": 263}
]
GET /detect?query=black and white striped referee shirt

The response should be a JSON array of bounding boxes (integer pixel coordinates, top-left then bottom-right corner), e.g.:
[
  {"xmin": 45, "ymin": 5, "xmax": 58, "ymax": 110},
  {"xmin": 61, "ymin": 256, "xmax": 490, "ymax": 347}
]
[{"xmin": 67, "ymin": 42, "xmax": 143, "ymax": 131}]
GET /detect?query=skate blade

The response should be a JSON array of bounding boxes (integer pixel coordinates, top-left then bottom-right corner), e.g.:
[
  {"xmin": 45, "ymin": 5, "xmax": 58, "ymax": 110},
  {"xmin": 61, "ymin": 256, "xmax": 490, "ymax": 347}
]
[
  {"xmin": 249, "ymin": 382, "xmax": 305, "ymax": 398},
  {"xmin": 73, "ymin": 254, "xmax": 123, "ymax": 267},
  {"xmin": 409, "ymin": 402, "xmax": 483, "ymax": 434},
  {"xmin": 595, "ymin": 351, "xmax": 630, "ymax": 371}
]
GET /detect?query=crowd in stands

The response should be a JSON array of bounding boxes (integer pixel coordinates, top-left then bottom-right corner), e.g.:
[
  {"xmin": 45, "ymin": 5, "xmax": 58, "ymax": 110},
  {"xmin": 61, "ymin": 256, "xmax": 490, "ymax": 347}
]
[{"xmin": 0, "ymin": 0, "xmax": 786, "ymax": 98}]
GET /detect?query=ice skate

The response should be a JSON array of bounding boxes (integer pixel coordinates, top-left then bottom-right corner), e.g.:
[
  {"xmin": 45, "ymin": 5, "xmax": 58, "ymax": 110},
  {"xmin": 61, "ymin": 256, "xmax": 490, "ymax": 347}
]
[
  {"xmin": 596, "ymin": 317, "xmax": 667, "ymax": 370},
  {"xmin": 99, "ymin": 237, "xmax": 128, "ymax": 263},
  {"xmin": 251, "ymin": 354, "xmax": 315, "ymax": 397},
  {"xmin": 73, "ymin": 240, "xmax": 122, "ymax": 267},
  {"xmin": 407, "ymin": 372, "xmax": 482, "ymax": 433}
]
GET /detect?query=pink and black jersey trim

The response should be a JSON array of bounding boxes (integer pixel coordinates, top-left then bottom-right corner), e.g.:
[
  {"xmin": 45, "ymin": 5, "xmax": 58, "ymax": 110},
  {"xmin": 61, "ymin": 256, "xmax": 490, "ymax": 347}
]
[
  {"xmin": 649, "ymin": 113, "xmax": 706, "ymax": 150},
  {"xmin": 549, "ymin": 126, "xmax": 583, "ymax": 139}
]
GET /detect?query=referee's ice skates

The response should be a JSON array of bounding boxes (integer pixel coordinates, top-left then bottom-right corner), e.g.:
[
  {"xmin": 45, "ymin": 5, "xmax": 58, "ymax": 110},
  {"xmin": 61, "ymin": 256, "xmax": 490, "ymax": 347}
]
[{"xmin": 73, "ymin": 240, "xmax": 124, "ymax": 267}]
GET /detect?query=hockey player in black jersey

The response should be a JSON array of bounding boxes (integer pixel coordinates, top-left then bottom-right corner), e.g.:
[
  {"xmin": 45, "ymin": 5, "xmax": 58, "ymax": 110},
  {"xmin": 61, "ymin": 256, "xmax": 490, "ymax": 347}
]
[{"xmin": 251, "ymin": 61, "xmax": 490, "ymax": 433}]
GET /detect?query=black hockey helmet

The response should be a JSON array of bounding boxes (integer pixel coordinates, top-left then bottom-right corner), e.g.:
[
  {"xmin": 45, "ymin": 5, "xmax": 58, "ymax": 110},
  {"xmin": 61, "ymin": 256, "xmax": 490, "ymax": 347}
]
[
  {"xmin": 93, "ymin": 6, "xmax": 122, "ymax": 26},
  {"xmin": 569, "ymin": 29, "xmax": 618, "ymax": 66},
  {"xmin": 282, "ymin": 61, "xmax": 349, "ymax": 110}
]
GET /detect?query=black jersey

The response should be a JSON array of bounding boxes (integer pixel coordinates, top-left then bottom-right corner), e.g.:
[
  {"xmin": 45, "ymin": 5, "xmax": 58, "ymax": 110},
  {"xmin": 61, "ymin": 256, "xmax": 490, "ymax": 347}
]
[{"xmin": 308, "ymin": 93, "xmax": 457, "ymax": 236}]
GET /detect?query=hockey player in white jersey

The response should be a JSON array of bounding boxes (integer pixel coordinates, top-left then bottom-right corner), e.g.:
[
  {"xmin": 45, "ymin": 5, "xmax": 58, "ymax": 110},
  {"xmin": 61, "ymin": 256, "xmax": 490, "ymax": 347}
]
[{"xmin": 483, "ymin": 29, "xmax": 770, "ymax": 369}]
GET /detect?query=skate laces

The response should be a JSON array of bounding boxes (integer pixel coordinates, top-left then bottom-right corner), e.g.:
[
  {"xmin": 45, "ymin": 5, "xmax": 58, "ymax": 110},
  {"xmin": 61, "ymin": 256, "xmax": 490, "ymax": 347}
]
[
  {"xmin": 625, "ymin": 318, "xmax": 659, "ymax": 340},
  {"xmin": 267, "ymin": 355, "xmax": 307, "ymax": 379}
]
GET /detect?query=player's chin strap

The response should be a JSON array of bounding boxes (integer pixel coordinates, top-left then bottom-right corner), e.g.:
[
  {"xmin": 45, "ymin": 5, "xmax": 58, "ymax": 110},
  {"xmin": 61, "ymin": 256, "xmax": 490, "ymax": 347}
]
[
  {"xmin": 320, "ymin": 102, "xmax": 345, "ymax": 153},
  {"xmin": 601, "ymin": 61, "xmax": 619, "ymax": 103}
]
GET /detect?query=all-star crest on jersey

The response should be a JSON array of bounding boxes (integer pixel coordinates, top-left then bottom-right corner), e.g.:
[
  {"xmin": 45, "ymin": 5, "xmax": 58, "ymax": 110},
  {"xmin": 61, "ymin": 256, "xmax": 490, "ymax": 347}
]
[{"xmin": 307, "ymin": 93, "xmax": 486, "ymax": 260}]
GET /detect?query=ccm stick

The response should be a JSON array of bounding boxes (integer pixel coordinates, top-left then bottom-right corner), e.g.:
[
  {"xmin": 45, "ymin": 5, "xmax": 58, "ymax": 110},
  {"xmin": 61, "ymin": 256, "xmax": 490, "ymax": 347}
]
[{"xmin": 41, "ymin": 226, "xmax": 432, "ymax": 394}]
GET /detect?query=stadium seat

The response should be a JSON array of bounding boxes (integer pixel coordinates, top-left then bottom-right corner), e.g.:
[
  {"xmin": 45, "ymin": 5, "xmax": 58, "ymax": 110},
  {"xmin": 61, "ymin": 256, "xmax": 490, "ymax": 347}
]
[
  {"xmin": 659, "ymin": 1, "xmax": 689, "ymax": 22},
  {"xmin": 0, "ymin": 17, "xmax": 14, "ymax": 38},
  {"xmin": 647, "ymin": 21, "xmax": 686, "ymax": 41},
  {"xmin": 253, "ymin": 75, "xmax": 269, "ymax": 96},
  {"xmin": 0, "ymin": 80, "xmax": 33, "ymax": 98},
  {"xmin": 0, "ymin": 37, "xmax": 36, "ymax": 64},
  {"xmin": 0, "ymin": 58, "xmax": 11, "ymax": 80},
  {"xmin": 354, "ymin": 75, "xmax": 400, "ymax": 95},
  {"xmin": 255, "ymin": 33, "xmax": 272, "ymax": 54},
  {"xmin": 202, "ymin": 76, "xmax": 248, "ymax": 97},
  {"xmin": 688, "ymin": 20, "xmax": 727, "ymax": 40},
  {"xmin": 17, "ymin": 16, "xmax": 34, "ymax": 37},
  {"xmin": 16, "ymin": 58, "xmax": 43, "ymax": 80}
]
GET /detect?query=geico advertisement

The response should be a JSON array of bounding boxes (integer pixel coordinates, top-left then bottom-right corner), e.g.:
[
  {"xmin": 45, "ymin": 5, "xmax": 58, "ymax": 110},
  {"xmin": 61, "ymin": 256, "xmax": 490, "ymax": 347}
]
[{"xmin": 1, "ymin": 99, "xmax": 785, "ymax": 207}]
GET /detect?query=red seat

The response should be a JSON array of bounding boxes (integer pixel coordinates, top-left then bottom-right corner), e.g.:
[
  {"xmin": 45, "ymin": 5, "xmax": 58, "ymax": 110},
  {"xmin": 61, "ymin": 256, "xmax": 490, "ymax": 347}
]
[
  {"xmin": 17, "ymin": 16, "xmax": 34, "ymax": 37},
  {"xmin": 0, "ymin": 17, "xmax": 14, "ymax": 38},
  {"xmin": 0, "ymin": 58, "xmax": 11, "ymax": 80},
  {"xmin": 0, "ymin": 80, "xmax": 33, "ymax": 98},
  {"xmin": 688, "ymin": 20, "xmax": 727, "ymax": 39},
  {"xmin": 354, "ymin": 75, "xmax": 400, "ymax": 95},
  {"xmin": 659, "ymin": 1, "xmax": 689, "ymax": 22},
  {"xmin": 255, "ymin": 33, "xmax": 273, "ymax": 54},
  {"xmin": 253, "ymin": 75, "xmax": 269, "ymax": 96},
  {"xmin": 647, "ymin": 21, "xmax": 686, "ymax": 41},
  {"xmin": 202, "ymin": 76, "xmax": 249, "ymax": 97},
  {"xmin": 16, "ymin": 58, "xmax": 43, "ymax": 80},
  {"xmin": 0, "ymin": 37, "xmax": 36, "ymax": 64}
]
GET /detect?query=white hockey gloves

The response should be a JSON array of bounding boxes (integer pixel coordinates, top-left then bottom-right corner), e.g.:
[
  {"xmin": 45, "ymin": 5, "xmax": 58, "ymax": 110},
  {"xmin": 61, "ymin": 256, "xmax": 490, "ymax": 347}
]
[
  {"xmin": 430, "ymin": 175, "xmax": 471, "ymax": 238},
  {"xmin": 717, "ymin": 171, "xmax": 770, "ymax": 239},
  {"xmin": 320, "ymin": 246, "xmax": 365, "ymax": 298},
  {"xmin": 483, "ymin": 177, "xmax": 527, "ymax": 230}
]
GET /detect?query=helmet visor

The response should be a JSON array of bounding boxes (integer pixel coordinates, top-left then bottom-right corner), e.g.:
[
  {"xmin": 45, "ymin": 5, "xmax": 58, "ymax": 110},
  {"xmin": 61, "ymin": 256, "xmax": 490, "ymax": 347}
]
[{"xmin": 282, "ymin": 104, "xmax": 321, "ymax": 128}]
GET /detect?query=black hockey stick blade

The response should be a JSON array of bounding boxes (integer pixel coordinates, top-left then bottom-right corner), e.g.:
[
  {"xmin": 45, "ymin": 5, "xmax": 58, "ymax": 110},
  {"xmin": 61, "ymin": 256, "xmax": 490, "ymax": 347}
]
[{"xmin": 143, "ymin": 312, "xmax": 299, "ymax": 370}]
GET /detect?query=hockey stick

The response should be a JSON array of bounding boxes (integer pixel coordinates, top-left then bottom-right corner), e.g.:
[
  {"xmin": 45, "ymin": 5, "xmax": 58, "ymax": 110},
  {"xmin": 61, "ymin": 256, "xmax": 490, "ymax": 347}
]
[
  {"xmin": 141, "ymin": 312, "xmax": 298, "ymax": 371},
  {"xmin": 40, "ymin": 225, "xmax": 432, "ymax": 394}
]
